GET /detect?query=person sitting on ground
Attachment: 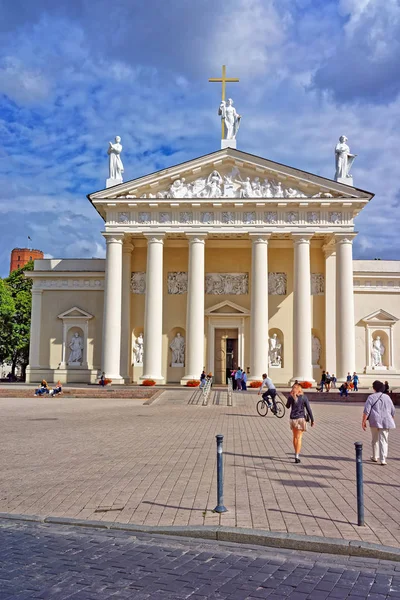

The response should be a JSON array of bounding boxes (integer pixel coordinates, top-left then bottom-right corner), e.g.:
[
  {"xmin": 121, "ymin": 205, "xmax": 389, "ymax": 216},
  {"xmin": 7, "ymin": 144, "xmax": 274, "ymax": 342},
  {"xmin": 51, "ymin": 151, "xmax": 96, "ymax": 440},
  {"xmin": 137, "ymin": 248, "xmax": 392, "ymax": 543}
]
[
  {"xmin": 199, "ymin": 369, "xmax": 206, "ymax": 388},
  {"xmin": 49, "ymin": 381, "xmax": 63, "ymax": 396},
  {"xmin": 352, "ymin": 372, "xmax": 359, "ymax": 392},
  {"xmin": 339, "ymin": 382, "xmax": 349, "ymax": 398},
  {"xmin": 34, "ymin": 380, "xmax": 49, "ymax": 396},
  {"xmin": 258, "ymin": 373, "xmax": 278, "ymax": 413}
]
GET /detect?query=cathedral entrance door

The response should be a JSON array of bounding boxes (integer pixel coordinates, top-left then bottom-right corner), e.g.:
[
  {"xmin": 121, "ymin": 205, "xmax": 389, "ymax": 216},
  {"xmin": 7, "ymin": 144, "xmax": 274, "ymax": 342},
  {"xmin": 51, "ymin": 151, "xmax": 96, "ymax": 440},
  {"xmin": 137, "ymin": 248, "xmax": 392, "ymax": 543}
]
[{"xmin": 214, "ymin": 328, "xmax": 238, "ymax": 384}]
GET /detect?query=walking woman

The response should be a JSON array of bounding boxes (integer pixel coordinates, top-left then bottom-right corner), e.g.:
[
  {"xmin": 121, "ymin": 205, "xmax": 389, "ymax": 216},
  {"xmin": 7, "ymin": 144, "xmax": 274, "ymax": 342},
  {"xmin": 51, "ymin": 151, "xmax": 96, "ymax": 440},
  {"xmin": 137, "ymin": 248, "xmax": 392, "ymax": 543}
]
[
  {"xmin": 362, "ymin": 380, "xmax": 395, "ymax": 465},
  {"xmin": 286, "ymin": 383, "xmax": 315, "ymax": 463}
]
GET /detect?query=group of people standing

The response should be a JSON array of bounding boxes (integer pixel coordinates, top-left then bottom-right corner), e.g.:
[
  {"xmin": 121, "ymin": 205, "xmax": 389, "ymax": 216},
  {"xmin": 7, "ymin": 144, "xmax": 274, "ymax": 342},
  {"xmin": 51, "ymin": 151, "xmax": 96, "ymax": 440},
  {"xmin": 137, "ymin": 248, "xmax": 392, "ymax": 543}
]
[
  {"xmin": 258, "ymin": 373, "xmax": 395, "ymax": 466},
  {"xmin": 231, "ymin": 367, "xmax": 247, "ymax": 390}
]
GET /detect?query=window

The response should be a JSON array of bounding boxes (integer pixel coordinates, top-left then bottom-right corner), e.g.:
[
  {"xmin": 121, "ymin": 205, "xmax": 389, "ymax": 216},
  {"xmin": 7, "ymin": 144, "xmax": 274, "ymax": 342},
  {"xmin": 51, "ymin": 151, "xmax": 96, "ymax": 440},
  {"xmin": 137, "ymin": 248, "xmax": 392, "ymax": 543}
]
[
  {"xmin": 18, "ymin": 255, "xmax": 20, "ymax": 260},
  {"xmin": 30, "ymin": 256, "xmax": 32, "ymax": 260}
]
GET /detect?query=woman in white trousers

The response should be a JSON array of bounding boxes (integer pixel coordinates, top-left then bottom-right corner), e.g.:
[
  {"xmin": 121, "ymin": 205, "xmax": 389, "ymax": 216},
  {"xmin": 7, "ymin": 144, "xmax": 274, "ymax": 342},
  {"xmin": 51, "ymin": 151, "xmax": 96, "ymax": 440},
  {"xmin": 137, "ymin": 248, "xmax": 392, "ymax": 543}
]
[{"xmin": 362, "ymin": 380, "xmax": 395, "ymax": 465}]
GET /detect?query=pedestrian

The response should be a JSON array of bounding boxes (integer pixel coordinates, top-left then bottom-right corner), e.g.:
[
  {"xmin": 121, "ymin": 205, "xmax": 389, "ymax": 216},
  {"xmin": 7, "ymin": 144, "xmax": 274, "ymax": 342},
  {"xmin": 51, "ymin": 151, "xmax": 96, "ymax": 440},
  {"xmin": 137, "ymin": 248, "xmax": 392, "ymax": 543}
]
[
  {"xmin": 235, "ymin": 367, "xmax": 243, "ymax": 391},
  {"xmin": 286, "ymin": 383, "xmax": 315, "ymax": 464},
  {"xmin": 339, "ymin": 382, "xmax": 349, "ymax": 398},
  {"xmin": 241, "ymin": 370, "xmax": 247, "ymax": 391},
  {"xmin": 352, "ymin": 372, "xmax": 359, "ymax": 392},
  {"xmin": 231, "ymin": 369, "xmax": 237, "ymax": 390},
  {"xmin": 346, "ymin": 372, "xmax": 352, "ymax": 384},
  {"xmin": 362, "ymin": 380, "xmax": 395, "ymax": 466},
  {"xmin": 325, "ymin": 371, "xmax": 331, "ymax": 392},
  {"xmin": 199, "ymin": 369, "xmax": 206, "ymax": 389},
  {"xmin": 317, "ymin": 370, "xmax": 326, "ymax": 392},
  {"xmin": 258, "ymin": 373, "xmax": 278, "ymax": 414},
  {"xmin": 331, "ymin": 374, "xmax": 337, "ymax": 388},
  {"xmin": 384, "ymin": 381, "xmax": 390, "ymax": 395},
  {"xmin": 99, "ymin": 372, "xmax": 106, "ymax": 387}
]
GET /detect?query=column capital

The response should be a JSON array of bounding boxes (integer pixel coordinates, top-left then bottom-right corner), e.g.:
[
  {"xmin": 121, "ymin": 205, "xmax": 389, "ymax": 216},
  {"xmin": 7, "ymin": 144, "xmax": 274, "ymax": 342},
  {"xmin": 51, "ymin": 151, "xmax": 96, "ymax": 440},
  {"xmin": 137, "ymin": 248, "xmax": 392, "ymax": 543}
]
[
  {"xmin": 335, "ymin": 233, "xmax": 357, "ymax": 245},
  {"xmin": 102, "ymin": 232, "xmax": 124, "ymax": 244},
  {"xmin": 31, "ymin": 286, "xmax": 44, "ymax": 294},
  {"xmin": 122, "ymin": 241, "xmax": 134, "ymax": 253},
  {"xmin": 186, "ymin": 233, "xmax": 207, "ymax": 243},
  {"xmin": 291, "ymin": 233, "xmax": 313, "ymax": 244},
  {"xmin": 143, "ymin": 233, "xmax": 165, "ymax": 244},
  {"xmin": 249, "ymin": 233, "xmax": 271, "ymax": 244}
]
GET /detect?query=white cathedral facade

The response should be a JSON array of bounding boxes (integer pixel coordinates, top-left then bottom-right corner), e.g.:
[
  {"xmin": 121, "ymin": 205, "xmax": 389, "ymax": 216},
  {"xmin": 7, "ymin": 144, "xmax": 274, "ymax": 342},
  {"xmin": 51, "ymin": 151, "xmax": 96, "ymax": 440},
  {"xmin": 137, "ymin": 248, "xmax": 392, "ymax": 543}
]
[{"xmin": 26, "ymin": 146, "xmax": 400, "ymax": 386}]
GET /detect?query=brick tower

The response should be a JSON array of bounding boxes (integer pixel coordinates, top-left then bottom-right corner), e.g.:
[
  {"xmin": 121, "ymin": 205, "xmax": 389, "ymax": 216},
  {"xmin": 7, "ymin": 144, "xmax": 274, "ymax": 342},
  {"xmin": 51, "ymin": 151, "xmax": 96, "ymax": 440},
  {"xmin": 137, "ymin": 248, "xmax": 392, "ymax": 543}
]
[{"xmin": 9, "ymin": 248, "xmax": 44, "ymax": 274}]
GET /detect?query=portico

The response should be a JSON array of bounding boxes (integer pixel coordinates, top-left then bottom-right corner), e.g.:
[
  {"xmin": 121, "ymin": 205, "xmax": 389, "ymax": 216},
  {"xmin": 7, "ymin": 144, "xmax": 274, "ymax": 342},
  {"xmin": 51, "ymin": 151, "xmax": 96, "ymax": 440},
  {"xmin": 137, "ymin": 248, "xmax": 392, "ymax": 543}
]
[{"xmin": 27, "ymin": 146, "xmax": 400, "ymax": 387}]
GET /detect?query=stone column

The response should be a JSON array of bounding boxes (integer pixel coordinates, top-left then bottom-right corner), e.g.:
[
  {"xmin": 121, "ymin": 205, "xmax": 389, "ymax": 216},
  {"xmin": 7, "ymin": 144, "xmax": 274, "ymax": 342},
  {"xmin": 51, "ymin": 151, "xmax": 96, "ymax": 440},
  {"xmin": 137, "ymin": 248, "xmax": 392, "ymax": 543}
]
[
  {"xmin": 292, "ymin": 234, "xmax": 314, "ymax": 382},
  {"xmin": 249, "ymin": 234, "xmax": 270, "ymax": 380},
  {"xmin": 120, "ymin": 240, "xmax": 133, "ymax": 382},
  {"xmin": 182, "ymin": 234, "xmax": 206, "ymax": 383},
  {"xmin": 323, "ymin": 242, "xmax": 336, "ymax": 374},
  {"xmin": 29, "ymin": 288, "xmax": 43, "ymax": 368},
  {"xmin": 102, "ymin": 233, "xmax": 124, "ymax": 383},
  {"xmin": 336, "ymin": 234, "xmax": 356, "ymax": 379},
  {"xmin": 141, "ymin": 234, "xmax": 165, "ymax": 383}
]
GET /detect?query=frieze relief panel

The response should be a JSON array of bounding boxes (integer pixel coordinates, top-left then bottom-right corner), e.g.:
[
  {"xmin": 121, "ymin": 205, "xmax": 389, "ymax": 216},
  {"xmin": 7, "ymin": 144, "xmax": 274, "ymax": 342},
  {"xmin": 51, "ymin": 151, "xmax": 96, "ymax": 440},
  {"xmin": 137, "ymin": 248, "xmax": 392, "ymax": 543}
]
[
  {"xmin": 34, "ymin": 279, "xmax": 104, "ymax": 290},
  {"xmin": 205, "ymin": 273, "xmax": 249, "ymax": 295},
  {"xmin": 268, "ymin": 273, "xmax": 287, "ymax": 295},
  {"xmin": 130, "ymin": 272, "xmax": 146, "ymax": 294},
  {"xmin": 311, "ymin": 273, "xmax": 325, "ymax": 295},
  {"xmin": 168, "ymin": 272, "xmax": 188, "ymax": 294}
]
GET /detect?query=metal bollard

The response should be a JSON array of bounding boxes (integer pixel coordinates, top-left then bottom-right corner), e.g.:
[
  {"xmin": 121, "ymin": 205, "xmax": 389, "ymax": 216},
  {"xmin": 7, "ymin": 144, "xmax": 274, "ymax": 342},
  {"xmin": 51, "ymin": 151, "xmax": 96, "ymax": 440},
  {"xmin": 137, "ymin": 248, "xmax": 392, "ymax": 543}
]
[
  {"xmin": 214, "ymin": 434, "xmax": 228, "ymax": 513},
  {"xmin": 354, "ymin": 442, "xmax": 365, "ymax": 526}
]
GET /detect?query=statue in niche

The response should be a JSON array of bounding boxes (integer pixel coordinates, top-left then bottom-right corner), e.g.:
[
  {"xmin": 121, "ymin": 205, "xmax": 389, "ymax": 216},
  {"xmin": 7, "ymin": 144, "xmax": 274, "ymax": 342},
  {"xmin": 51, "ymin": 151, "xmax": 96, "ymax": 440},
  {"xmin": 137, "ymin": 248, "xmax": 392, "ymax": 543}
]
[
  {"xmin": 170, "ymin": 333, "xmax": 185, "ymax": 366},
  {"xmin": 203, "ymin": 170, "xmax": 223, "ymax": 198},
  {"xmin": 371, "ymin": 336, "xmax": 385, "ymax": 367},
  {"xmin": 269, "ymin": 334, "xmax": 282, "ymax": 367},
  {"xmin": 108, "ymin": 136, "xmax": 124, "ymax": 181},
  {"xmin": 133, "ymin": 333, "xmax": 144, "ymax": 364},
  {"xmin": 68, "ymin": 332, "xmax": 83, "ymax": 365},
  {"xmin": 335, "ymin": 135, "xmax": 356, "ymax": 181},
  {"xmin": 312, "ymin": 335, "xmax": 322, "ymax": 366},
  {"xmin": 219, "ymin": 98, "xmax": 241, "ymax": 140}
]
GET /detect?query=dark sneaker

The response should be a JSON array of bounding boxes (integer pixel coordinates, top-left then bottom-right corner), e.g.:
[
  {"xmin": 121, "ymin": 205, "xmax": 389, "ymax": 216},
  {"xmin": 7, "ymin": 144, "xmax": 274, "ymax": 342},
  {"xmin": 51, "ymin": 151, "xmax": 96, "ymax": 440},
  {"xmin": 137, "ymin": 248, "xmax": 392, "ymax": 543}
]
[{"xmin": 295, "ymin": 458, "xmax": 301, "ymax": 464}]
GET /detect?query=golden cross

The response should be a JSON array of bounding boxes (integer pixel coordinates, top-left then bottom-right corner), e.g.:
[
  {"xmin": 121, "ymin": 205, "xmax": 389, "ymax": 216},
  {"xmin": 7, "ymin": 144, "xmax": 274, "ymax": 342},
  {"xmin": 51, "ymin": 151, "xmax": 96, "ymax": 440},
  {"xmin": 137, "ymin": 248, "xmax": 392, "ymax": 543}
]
[{"xmin": 209, "ymin": 65, "xmax": 239, "ymax": 139}]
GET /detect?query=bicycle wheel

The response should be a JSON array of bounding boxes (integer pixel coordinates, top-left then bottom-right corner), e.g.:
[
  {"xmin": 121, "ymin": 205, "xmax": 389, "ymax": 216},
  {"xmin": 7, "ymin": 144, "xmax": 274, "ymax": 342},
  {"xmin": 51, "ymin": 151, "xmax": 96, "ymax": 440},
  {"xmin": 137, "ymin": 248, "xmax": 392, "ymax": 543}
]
[
  {"xmin": 256, "ymin": 399, "xmax": 268, "ymax": 417},
  {"xmin": 274, "ymin": 400, "xmax": 286, "ymax": 418}
]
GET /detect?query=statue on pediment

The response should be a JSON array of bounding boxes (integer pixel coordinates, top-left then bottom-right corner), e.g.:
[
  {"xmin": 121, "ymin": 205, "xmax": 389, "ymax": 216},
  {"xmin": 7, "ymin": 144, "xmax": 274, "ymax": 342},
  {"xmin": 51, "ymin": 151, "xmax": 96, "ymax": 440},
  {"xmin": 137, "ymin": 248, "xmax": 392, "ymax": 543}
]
[
  {"xmin": 168, "ymin": 178, "xmax": 188, "ymax": 198},
  {"xmin": 219, "ymin": 98, "xmax": 241, "ymax": 140},
  {"xmin": 108, "ymin": 136, "xmax": 124, "ymax": 181},
  {"xmin": 203, "ymin": 170, "xmax": 223, "ymax": 198},
  {"xmin": 236, "ymin": 176, "xmax": 252, "ymax": 198},
  {"xmin": 335, "ymin": 135, "xmax": 356, "ymax": 182}
]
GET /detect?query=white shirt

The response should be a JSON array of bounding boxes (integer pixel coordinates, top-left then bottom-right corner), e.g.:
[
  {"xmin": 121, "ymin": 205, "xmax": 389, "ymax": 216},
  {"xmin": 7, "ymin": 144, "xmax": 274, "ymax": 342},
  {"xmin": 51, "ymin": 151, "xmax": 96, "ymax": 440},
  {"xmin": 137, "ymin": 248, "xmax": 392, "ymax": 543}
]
[{"xmin": 259, "ymin": 377, "xmax": 275, "ymax": 392}]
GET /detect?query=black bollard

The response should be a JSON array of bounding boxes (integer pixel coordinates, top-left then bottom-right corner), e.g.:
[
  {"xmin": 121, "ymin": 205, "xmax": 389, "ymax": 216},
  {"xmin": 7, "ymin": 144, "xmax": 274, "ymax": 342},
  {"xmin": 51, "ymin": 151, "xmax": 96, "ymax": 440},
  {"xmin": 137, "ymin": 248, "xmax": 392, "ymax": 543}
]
[
  {"xmin": 354, "ymin": 442, "xmax": 365, "ymax": 526},
  {"xmin": 214, "ymin": 434, "xmax": 228, "ymax": 513}
]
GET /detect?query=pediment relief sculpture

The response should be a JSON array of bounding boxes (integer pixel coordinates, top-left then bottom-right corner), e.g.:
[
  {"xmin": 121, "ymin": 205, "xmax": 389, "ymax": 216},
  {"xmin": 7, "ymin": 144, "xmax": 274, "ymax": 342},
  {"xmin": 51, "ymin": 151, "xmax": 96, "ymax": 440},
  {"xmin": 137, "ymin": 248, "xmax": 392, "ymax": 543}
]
[{"xmin": 116, "ymin": 168, "xmax": 341, "ymax": 200}]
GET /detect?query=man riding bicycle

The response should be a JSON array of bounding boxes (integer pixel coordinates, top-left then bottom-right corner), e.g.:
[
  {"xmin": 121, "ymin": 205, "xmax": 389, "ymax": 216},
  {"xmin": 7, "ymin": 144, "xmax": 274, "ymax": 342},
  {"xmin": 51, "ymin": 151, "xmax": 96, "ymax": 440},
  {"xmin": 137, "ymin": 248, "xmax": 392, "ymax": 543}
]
[{"xmin": 258, "ymin": 373, "xmax": 277, "ymax": 414}]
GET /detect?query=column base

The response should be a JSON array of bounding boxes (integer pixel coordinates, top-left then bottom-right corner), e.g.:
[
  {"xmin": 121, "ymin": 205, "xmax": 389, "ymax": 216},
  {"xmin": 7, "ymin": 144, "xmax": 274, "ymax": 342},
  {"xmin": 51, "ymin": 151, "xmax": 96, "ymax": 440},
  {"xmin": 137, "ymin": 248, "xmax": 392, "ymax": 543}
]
[
  {"xmin": 104, "ymin": 375, "xmax": 125, "ymax": 385},
  {"xmin": 180, "ymin": 374, "xmax": 201, "ymax": 385},
  {"xmin": 290, "ymin": 377, "xmax": 315, "ymax": 384}
]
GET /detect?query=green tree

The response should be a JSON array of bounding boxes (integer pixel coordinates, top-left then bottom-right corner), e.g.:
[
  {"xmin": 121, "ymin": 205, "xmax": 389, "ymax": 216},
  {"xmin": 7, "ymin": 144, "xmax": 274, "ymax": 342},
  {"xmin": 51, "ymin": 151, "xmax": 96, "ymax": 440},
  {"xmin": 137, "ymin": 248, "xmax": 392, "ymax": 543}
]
[
  {"xmin": 0, "ymin": 279, "xmax": 15, "ymax": 365},
  {"xmin": 2, "ymin": 260, "xmax": 34, "ymax": 378}
]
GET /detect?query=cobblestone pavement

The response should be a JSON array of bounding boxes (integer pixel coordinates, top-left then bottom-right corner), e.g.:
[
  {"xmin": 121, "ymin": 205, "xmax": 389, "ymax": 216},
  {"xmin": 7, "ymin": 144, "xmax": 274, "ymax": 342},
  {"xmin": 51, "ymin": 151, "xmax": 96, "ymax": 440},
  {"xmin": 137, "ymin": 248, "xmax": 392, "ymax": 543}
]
[
  {"xmin": 1, "ymin": 519, "xmax": 400, "ymax": 600},
  {"xmin": 0, "ymin": 393, "xmax": 399, "ymax": 546}
]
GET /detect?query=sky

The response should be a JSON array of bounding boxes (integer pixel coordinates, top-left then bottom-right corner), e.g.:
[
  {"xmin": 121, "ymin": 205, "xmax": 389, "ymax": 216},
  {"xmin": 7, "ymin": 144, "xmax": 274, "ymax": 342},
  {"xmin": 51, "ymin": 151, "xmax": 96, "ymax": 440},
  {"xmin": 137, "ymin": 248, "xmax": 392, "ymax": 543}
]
[{"xmin": 0, "ymin": 0, "xmax": 399, "ymax": 276}]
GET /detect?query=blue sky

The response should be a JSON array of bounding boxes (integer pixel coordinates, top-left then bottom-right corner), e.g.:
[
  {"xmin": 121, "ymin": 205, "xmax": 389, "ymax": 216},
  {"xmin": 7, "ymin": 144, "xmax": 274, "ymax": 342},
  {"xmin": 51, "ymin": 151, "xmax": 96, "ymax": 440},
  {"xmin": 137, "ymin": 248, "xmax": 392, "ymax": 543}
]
[{"xmin": 0, "ymin": 0, "xmax": 399, "ymax": 276}]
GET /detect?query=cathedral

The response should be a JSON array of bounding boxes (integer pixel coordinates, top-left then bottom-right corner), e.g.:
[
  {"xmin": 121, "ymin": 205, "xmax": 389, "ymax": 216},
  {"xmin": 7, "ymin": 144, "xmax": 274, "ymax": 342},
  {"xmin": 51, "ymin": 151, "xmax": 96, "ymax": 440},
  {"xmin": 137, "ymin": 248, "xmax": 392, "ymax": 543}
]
[{"xmin": 26, "ymin": 85, "xmax": 400, "ymax": 386}]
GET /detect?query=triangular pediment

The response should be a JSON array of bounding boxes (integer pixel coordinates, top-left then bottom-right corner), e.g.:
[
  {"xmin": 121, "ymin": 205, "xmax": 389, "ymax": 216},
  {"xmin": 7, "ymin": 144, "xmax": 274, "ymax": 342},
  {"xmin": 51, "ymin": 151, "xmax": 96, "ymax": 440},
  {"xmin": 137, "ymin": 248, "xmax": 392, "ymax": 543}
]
[
  {"xmin": 361, "ymin": 309, "xmax": 399, "ymax": 324},
  {"xmin": 205, "ymin": 300, "xmax": 250, "ymax": 316},
  {"xmin": 58, "ymin": 306, "xmax": 94, "ymax": 320},
  {"xmin": 89, "ymin": 148, "xmax": 373, "ymax": 204}
]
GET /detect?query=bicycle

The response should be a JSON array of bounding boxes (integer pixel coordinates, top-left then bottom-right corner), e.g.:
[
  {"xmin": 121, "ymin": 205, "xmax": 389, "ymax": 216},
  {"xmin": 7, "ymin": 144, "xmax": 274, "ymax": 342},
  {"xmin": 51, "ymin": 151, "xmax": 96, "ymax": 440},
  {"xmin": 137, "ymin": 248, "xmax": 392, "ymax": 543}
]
[{"xmin": 256, "ymin": 397, "xmax": 286, "ymax": 418}]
